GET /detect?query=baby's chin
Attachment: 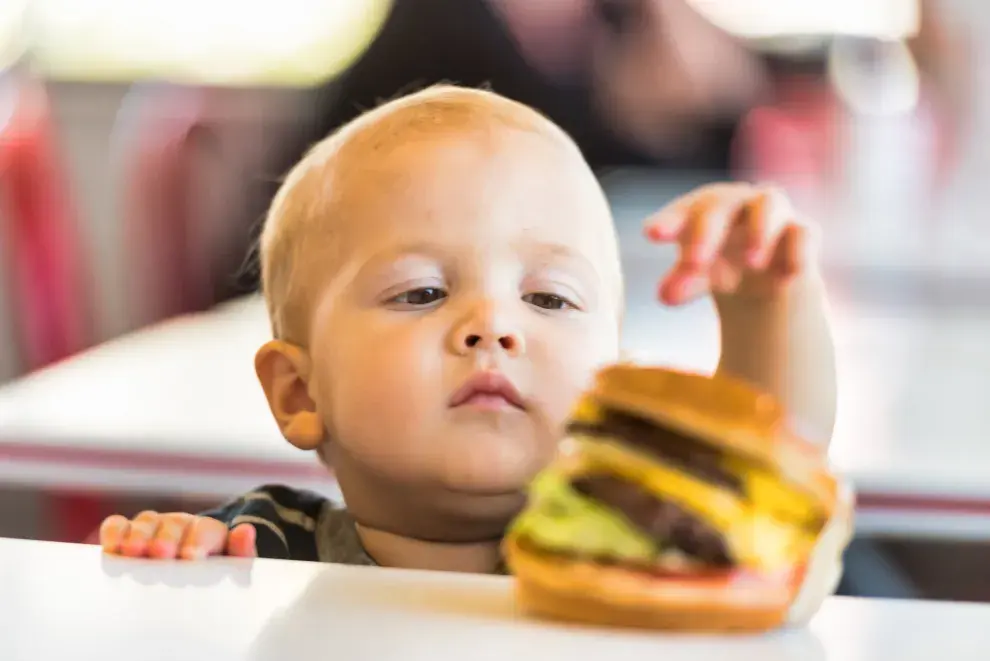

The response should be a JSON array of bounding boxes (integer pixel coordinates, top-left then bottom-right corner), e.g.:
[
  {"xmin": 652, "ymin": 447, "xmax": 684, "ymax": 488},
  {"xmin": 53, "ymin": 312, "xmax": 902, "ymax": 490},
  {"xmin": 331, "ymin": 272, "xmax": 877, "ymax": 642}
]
[
  {"xmin": 436, "ymin": 426, "xmax": 553, "ymax": 493},
  {"xmin": 431, "ymin": 489, "xmax": 530, "ymax": 535},
  {"xmin": 369, "ymin": 491, "xmax": 527, "ymax": 544}
]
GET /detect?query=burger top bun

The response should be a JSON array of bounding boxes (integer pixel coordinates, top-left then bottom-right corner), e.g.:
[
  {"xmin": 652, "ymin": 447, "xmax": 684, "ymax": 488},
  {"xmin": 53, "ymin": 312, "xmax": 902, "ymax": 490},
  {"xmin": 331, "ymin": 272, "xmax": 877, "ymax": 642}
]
[{"xmin": 591, "ymin": 365, "xmax": 838, "ymax": 510}]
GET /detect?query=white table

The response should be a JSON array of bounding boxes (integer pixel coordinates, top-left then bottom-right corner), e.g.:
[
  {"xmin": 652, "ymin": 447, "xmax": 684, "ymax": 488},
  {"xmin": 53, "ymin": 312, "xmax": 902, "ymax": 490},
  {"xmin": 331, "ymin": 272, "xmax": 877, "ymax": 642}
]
[
  {"xmin": 2, "ymin": 537, "xmax": 988, "ymax": 661},
  {"xmin": 0, "ymin": 296, "xmax": 335, "ymax": 499}
]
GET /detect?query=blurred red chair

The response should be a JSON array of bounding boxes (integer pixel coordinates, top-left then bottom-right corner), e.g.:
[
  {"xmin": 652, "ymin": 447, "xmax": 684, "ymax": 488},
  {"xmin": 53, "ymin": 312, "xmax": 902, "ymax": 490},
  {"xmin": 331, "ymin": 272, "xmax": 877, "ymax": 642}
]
[
  {"xmin": 0, "ymin": 73, "xmax": 107, "ymax": 543},
  {"xmin": 117, "ymin": 84, "xmax": 216, "ymax": 326},
  {"xmin": 0, "ymin": 74, "xmax": 91, "ymax": 371},
  {"xmin": 730, "ymin": 75, "xmax": 840, "ymax": 208},
  {"xmin": 58, "ymin": 87, "xmax": 223, "ymax": 546}
]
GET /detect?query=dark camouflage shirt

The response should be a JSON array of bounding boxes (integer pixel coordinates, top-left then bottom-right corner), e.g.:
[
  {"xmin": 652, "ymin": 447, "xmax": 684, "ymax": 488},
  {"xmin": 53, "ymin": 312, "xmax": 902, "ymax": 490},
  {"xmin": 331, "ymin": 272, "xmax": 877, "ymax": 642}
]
[{"xmin": 201, "ymin": 484, "xmax": 508, "ymax": 573}]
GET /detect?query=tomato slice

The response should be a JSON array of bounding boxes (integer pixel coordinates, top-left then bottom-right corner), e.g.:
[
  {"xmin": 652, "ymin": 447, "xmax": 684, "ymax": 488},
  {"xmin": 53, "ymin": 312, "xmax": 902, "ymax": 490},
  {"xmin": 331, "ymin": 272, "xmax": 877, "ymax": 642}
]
[{"xmin": 559, "ymin": 549, "xmax": 802, "ymax": 588}]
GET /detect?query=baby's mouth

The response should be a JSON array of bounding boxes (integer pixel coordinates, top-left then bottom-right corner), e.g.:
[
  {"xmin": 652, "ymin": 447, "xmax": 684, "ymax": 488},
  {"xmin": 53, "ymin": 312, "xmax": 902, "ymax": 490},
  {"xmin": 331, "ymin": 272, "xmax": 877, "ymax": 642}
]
[
  {"xmin": 449, "ymin": 371, "xmax": 526, "ymax": 412},
  {"xmin": 457, "ymin": 392, "xmax": 522, "ymax": 411}
]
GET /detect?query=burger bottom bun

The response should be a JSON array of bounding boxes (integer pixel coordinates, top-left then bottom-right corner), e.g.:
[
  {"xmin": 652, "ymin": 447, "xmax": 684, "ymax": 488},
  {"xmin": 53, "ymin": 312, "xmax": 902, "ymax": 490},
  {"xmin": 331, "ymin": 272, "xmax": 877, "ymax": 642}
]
[
  {"xmin": 505, "ymin": 538, "xmax": 796, "ymax": 633},
  {"xmin": 515, "ymin": 576, "xmax": 790, "ymax": 632}
]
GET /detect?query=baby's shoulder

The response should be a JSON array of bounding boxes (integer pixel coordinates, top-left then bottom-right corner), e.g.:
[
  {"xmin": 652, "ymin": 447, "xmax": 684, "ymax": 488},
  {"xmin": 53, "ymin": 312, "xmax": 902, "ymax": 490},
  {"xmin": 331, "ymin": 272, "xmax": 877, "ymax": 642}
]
[
  {"xmin": 207, "ymin": 484, "xmax": 330, "ymax": 521},
  {"xmin": 311, "ymin": 496, "xmax": 377, "ymax": 567},
  {"xmin": 201, "ymin": 484, "xmax": 334, "ymax": 561},
  {"xmin": 201, "ymin": 484, "xmax": 375, "ymax": 566}
]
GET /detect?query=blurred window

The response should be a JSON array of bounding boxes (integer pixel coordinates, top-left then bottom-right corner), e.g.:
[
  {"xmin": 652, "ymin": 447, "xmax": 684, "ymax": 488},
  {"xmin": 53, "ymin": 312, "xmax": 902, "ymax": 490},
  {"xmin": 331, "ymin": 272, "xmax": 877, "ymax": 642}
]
[
  {"xmin": 688, "ymin": 0, "xmax": 919, "ymax": 41},
  {"xmin": 6, "ymin": 0, "xmax": 392, "ymax": 86},
  {"xmin": 0, "ymin": 0, "xmax": 29, "ymax": 71}
]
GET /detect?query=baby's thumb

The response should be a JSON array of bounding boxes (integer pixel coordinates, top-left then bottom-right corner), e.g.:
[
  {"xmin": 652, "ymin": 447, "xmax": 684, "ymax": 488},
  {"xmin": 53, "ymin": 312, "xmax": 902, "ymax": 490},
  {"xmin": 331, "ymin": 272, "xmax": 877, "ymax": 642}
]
[
  {"xmin": 179, "ymin": 517, "xmax": 235, "ymax": 560},
  {"xmin": 226, "ymin": 523, "xmax": 258, "ymax": 558}
]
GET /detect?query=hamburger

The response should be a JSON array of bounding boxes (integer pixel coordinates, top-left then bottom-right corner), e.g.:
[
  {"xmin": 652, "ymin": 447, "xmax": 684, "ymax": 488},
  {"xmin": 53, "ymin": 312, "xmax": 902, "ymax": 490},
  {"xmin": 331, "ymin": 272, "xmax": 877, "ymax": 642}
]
[{"xmin": 504, "ymin": 365, "xmax": 849, "ymax": 632}]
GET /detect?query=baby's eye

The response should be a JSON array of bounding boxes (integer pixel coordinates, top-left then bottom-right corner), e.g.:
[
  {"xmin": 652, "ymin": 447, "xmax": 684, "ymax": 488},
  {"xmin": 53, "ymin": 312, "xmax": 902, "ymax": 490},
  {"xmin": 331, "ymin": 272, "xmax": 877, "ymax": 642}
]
[
  {"xmin": 389, "ymin": 287, "xmax": 448, "ymax": 306},
  {"xmin": 523, "ymin": 292, "xmax": 575, "ymax": 311}
]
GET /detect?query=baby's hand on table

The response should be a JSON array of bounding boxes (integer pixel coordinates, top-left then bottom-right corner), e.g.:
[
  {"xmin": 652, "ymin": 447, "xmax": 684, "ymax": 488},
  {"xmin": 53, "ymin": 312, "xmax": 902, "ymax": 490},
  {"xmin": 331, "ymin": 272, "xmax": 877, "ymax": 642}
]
[
  {"xmin": 643, "ymin": 183, "xmax": 817, "ymax": 305},
  {"xmin": 100, "ymin": 511, "xmax": 257, "ymax": 559}
]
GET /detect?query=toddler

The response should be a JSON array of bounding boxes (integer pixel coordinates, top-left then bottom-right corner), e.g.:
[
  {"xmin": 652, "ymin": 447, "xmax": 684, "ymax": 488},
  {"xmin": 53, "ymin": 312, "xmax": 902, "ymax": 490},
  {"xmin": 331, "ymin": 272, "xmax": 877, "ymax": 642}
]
[{"xmin": 100, "ymin": 85, "xmax": 837, "ymax": 574}]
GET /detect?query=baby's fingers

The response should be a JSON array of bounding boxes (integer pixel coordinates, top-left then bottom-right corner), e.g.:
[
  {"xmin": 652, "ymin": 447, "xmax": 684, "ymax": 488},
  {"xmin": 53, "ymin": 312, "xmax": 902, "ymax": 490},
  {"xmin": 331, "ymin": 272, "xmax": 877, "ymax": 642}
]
[
  {"xmin": 225, "ymin": 523, "xmax": 258, "ymax": 558},
  {"xmin": 735, "ymin": 186, "xmax": 795, "ymax": 269},
  {"xmin": 119, "ymin": 510, "xmax": 163, "ymax": 557},
  {"xmin": 148, "ymin": 513, "xmax": 195, "ymax": 559},
  {"xmin": 677, "ymin": 193, "xmax": 752, "ymax": 268},
  {"xmin": 643, "ymin": 183, "xmax": 750, "ymax": 243},
  {"xmin": 178, "ymin": 517, "xmax": 234, "ymax": 560},
  {"xmin": 659, "ymin": 270, "xmax": 712, "ymax": 305},
  {"xmin": 644, "ymin": 197, "xmax": 693, "ymax": 241},
  {"xmin": 99, "ymin": 515, "xmax": 131, "ymax": 555},
  {"xmin": 768, "ymin": 224, "xmax": 806, "ymax": 281}
]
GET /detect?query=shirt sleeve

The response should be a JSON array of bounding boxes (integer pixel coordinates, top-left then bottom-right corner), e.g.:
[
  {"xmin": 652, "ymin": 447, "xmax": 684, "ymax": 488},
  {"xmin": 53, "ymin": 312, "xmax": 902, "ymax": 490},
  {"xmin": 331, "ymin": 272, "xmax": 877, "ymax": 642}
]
[{"xmin": 199, "ymin": 485, "xmax": 327, "ymax": 561}]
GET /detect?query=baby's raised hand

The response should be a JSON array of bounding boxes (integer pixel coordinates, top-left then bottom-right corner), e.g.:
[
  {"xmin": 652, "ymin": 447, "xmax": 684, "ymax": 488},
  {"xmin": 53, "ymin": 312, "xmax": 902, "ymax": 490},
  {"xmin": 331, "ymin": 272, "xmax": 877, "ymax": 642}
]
[
  {"xmin": 99, "ymin": 511, "xmax": 257, "ymax": 560},
  {"xmin": 644, "ymin": 183, "xmax": 816, "ymax": 305}
]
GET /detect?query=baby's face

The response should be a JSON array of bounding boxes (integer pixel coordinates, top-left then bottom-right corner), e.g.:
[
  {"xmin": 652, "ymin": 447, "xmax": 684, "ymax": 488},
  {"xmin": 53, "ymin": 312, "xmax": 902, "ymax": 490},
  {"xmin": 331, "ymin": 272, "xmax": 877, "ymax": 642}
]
[{"xmin": 306, "ymin": 129, "xmax": 621, "ymax": 530}]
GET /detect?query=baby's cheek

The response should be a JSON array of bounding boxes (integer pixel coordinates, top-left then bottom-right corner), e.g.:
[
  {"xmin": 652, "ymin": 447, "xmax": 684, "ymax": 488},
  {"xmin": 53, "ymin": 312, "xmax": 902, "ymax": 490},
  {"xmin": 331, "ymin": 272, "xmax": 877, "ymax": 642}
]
[
  {"xmin": 323, "ymin": 335, "xmax": 443, "ymax": 464},
  {"xmin": 535, "ymin": 326, "xmax": 617, "ymax": 427}
]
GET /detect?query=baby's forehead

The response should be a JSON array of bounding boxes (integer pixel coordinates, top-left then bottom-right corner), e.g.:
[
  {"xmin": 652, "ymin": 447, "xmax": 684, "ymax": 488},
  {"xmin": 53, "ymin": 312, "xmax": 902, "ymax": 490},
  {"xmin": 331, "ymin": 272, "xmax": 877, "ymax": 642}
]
[
  {"xmin": 262, "ymin": 87, "xmax": 622, "ymax": 337},
  {"xmin": 333, "ymin": 137, "xmax": 612, "ymax": 255},
  {"xmin": 296, "ymin": 115, "xmax": 601, "ymax": 233}
]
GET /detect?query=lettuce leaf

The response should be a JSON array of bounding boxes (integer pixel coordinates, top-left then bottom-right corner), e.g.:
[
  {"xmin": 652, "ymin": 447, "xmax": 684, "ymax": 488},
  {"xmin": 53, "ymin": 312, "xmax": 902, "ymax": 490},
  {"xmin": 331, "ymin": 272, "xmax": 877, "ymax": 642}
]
[{"xmin": 510, "ymin": 470, "xmax": 658, "ymax": 563}]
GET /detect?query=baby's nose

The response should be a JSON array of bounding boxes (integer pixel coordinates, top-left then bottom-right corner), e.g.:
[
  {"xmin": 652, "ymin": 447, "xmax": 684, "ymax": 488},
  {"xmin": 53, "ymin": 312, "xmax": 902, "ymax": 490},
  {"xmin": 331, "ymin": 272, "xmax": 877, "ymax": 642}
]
[
  {"xmin": 449, "ymin": 300, "xmax": 526, "ymax": 357},
  {"xmin": 463, "ymin": 332, "xmax": 520, "ymax": 354},
  {"xmin": 452, "ymin": 325, "xmax": 525, "ymax": 358}
]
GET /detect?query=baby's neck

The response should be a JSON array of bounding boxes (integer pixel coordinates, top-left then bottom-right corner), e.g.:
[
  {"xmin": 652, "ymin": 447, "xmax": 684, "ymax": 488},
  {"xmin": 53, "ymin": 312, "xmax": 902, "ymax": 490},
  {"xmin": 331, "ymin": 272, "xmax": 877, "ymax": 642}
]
[{"xmin": 355, "ymin": 523, "xmax": 503, "ymax": 574}]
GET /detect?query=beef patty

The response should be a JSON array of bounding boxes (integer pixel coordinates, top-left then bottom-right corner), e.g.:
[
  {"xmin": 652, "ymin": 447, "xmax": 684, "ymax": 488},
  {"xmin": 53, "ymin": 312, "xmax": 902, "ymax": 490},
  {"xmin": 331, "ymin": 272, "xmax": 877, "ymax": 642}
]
[
  {"xmin": 568, "ymin": 410, "xmax": 744, "ymax": 495},
  {"xmin": 572, "ymin": 474, "xmax": 733, "ymax": 566}
]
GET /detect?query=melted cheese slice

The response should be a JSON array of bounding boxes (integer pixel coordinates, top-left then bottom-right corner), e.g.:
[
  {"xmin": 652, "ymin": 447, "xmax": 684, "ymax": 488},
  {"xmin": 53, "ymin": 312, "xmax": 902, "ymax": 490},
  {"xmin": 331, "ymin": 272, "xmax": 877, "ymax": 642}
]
[
  {"xmin": 567, "ymin": 436, "xmax": 816, "ymax": 573},
  {"xmin": 733, "ymin": 459, "xmax": 826, "ymax": 529},
  {"xmin": 572, "ymin": 437, "xmax": 746, "ymax": 530},
  {"xmin": 566, "ymin": 400, "xmax": 827, "ymax": 528}
]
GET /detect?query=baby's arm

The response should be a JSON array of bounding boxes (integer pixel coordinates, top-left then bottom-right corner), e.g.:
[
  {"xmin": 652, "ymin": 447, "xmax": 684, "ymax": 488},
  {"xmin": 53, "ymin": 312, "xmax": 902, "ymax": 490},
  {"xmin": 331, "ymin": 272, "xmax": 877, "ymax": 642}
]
[
  {"xmin": 100, "ymin": 511, "xmax": 256, "ymax": 559},
  {"xmin": 715, "ymin": 268, "xmax": 837, "ymax": 446},
  {"xmin": 644, "ymin": 184, "xmax": 837, "ymax": 446}
]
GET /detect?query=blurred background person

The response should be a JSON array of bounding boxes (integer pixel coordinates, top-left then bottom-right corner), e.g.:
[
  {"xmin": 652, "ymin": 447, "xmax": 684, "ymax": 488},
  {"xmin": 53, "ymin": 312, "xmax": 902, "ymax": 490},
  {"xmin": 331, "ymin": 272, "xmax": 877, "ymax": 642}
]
[
  {"xmin": 106, "ymin": 0, "xmax": 783, "ymax": 327},
  {"xmin": 213, "ymin": 0, "xmax": 776, "ymax": 307},
  {"xmin": 215, "ymin": 0, "xmax": 961, "ymax": 306},
  {"xmin": 289, "ymin": 0, "xmax": 769, "ymax": 172}
]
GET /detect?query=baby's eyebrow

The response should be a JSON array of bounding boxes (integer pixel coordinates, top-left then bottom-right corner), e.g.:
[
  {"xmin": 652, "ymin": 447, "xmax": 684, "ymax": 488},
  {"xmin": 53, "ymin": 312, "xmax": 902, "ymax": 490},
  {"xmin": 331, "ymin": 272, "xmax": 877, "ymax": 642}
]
[
  {"xmin": 345, "ymin": 248, "xmax": 447, "ymax": 291},
  {"xmin": 356, "ymin": 242, "xmax": 449, "ymax": 267},
  {"xmin": 523, "ymin": 241, "xmax": 625, "ymax": 316},
  {"xmin": 523, "ymin": 242, "xmax": 601, "ymax": 277}
]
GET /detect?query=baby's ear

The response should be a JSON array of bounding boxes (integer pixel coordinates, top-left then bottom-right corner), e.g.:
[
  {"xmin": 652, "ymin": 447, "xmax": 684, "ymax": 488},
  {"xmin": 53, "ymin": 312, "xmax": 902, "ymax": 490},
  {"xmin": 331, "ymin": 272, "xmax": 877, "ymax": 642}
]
[{"xmin": 255, "ymin": 340, "xmax": 325, "ymax": 451}]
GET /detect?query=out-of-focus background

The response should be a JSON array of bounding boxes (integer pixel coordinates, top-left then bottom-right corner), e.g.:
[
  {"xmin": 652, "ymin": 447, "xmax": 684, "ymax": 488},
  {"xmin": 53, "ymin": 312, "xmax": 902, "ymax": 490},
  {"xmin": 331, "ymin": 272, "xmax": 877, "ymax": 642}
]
[{"xmin": 0, "ymin": 0, "xmax": 988, "ymax": 601}]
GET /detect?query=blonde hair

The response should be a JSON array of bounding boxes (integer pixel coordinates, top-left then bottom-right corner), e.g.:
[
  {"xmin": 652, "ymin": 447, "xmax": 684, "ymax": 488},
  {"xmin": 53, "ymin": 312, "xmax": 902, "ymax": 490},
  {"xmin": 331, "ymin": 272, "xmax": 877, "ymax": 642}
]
[{"xmin": 258, "ymin": 84, "xmax": 580, "ymax": 342}]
